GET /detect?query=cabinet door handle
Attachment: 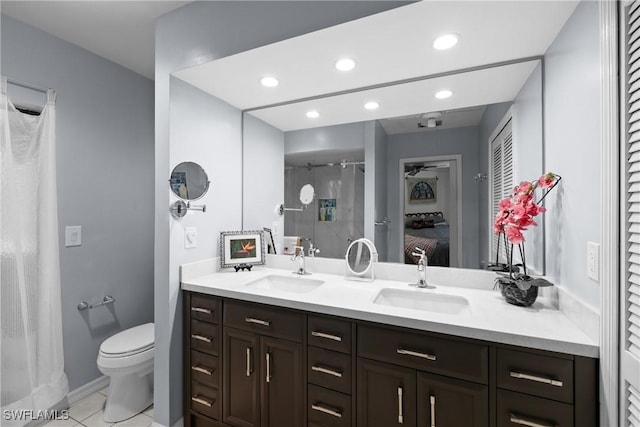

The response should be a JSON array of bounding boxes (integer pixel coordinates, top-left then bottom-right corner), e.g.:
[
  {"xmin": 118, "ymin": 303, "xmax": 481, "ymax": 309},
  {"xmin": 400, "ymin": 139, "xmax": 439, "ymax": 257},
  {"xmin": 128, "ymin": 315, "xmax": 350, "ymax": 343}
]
[
  {"xmin": 191, "ymin": 334, "xmax": 212, "ymax": 343},
  {"xmin": 430, "ymin": 395, "xmax": 436, "ymax": 427},
  {"xmin": 509, "ymin": 413, "xmax": 555, "ymax": 427},
  {"xmin": 311, "ymin": 364, "xmax": 343, "ymax": 378},
  {"xmin": 311, "ymin": 403, "xmax": 343, "ymax": 418},
  {"xmin": 397, "ymin": 347, "xmax": 436, "ymax": 361},
  {"xmin": 245, "ymin": 317, "xmax": 271, "ymax": 326},
  {"xmin": 397, "ymin": 386, "xmax": 404, "ymax": 424},
  {"xmin": 510, "ymin": 371, "xmax": 563, "ymax": 387},
  {"xmin": 191, "ymin": 395, "xmax": 214, "ymax": 408},
  {"xmin": 191, "ymin": 307, "xmax": 212, "ymax": 314},
  {"xmin": 246, "ymin": 347, "xmax": 252, "ymax": 377},
  {"xmin": 265, "ymin": 352, "xmax": 271, "ymax": 383},
  {"xmin": 191, "ymin": 365, "xmax": 213, "ymax": 376},
  {"xmin": 311, "ymin": 330, "xmax": 342, "ymax": 341}
]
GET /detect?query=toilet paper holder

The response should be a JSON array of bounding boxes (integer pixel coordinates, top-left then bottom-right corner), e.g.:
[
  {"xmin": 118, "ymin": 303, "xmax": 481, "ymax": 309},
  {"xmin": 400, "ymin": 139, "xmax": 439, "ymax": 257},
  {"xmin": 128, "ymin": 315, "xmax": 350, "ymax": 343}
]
[{"xmin": 77, "ymin": 295, "xmax": 115, "ymax": 311}]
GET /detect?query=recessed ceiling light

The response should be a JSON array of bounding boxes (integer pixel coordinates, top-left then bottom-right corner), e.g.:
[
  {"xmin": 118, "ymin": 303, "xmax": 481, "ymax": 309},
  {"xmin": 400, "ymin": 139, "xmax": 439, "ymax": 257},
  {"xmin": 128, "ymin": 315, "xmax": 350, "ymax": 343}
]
[
  {"xmin": 335, "ymin": 58, "xmax": 356, "ymax": 71},
  {"xmin": 260, "ymin": 76, "xmax": 279, "ymax": 87},
  {"xmin": 435, "ymin": 90, "xmax": 453, "ymax": 99},
  {"xmin": 306, "ymin": 110, "xmax": 320, "ymax": 118},
  {"xmin": 433, "ymin": 33, "xmax": 459, "ymax": 50},
  {"xmin": 364, "ymin": 101, "xmax": 379, "ymax": 110}
]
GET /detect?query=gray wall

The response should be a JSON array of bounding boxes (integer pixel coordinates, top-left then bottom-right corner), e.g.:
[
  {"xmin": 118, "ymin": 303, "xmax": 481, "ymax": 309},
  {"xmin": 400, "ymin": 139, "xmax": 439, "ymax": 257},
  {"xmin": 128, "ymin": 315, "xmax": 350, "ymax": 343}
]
[
  {"xmin": 1, "ymin": 16, "xmax": 154, "ymax": 391},
  {"xmin": 543, "ymin": 0, "xmax": 600, "ymax": 309},
  {"xmin": 243, "ymin": 113, "xmax": 285, "ymax": 249},
  {"xmin": 285, "ymin": 122, "xmax": 366, "ymax": 155},
  {"xmin": 386, "ymin": 126, "xmax": 480, "ymax": 268},
  {"xmin": 155, "ymin": 2, "xmax": 410, "ymax": 425},
  {"xmin": 371, "ymin": 121, "xmax": 389, "ymax": 261}
]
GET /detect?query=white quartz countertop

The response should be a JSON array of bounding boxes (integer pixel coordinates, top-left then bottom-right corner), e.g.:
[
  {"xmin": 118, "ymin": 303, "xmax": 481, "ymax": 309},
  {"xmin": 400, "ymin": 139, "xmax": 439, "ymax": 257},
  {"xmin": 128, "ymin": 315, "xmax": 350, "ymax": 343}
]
[{"xmin": 181, "ymin": 266, "xmax": 598, "ymax": 358}]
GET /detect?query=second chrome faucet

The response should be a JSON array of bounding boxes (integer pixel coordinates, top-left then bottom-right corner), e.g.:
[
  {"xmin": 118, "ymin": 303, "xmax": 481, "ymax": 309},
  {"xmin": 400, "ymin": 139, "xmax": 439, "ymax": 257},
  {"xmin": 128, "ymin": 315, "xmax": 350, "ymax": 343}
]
[{"xmin": 411, "ymin": 247, "xmax": 434, "ymax": 289}]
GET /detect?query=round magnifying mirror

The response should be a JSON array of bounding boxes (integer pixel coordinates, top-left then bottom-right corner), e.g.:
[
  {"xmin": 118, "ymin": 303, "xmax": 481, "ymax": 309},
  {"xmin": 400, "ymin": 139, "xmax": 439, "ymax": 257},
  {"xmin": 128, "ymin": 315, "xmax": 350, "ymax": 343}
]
[
  {"xmin": 169, "ymin": 161, "xmax": 210, "ymax": 200},
  {"xmin": 345, "ymin": 238, "xmax": 378, "ymax": 279},
  {"xmin": 299, "ymin": 184, "xmax": 315, "ymax": 205}
]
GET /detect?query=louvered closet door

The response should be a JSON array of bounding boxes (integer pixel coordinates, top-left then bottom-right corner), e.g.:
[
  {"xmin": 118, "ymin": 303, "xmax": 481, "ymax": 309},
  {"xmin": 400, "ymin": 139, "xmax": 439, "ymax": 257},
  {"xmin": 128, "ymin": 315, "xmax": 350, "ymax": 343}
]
[
  {"xmin": 490, "ymin": 118, "xmax": 513, "ymax": 264},
  {"xmin": 623, "ymin": 2, "xmax": 640, "ymax": 425}
]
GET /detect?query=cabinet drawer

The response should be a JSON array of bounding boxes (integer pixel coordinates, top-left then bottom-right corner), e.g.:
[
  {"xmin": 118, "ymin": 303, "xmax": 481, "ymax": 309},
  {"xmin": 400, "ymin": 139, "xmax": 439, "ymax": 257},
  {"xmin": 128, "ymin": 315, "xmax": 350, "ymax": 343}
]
[
  {"xmin": 497, "ymin": 389, "xmax": 573, "ymax": 427},
  {"xmin": 308, "ymin": 346, "xmax": 352, "ymax": 395},
  {"xmin": 191, "ymin": 381, "xmax": 220, "ymax": 420},
  {"xmin": 191, "ymin": 320, "xmax": 220, "ymax": 356},
  {"xmin": 190, "ymin": 294, "xmax": 220, "ymax": 324},
  {"xmin": 308, "ymin": 315, "xmax": 352, "ymax": 354},
  {"xmin": 358, "ymin": 324, "xmax": 488, "ymax": 384},
  {"xmin": 190, "ymin": 350, "xmax": 219, "ymax": 387},
  {"xmin": 308, "ymin": 384, "xmax": 352, "ymax": 427},
  {"xmin": 497, "ymin": 348, "xmax": 573, "ymax": 403},
  {"xmin": 224, "ymin": 300, "xmax": 303, "ymax": 342}
]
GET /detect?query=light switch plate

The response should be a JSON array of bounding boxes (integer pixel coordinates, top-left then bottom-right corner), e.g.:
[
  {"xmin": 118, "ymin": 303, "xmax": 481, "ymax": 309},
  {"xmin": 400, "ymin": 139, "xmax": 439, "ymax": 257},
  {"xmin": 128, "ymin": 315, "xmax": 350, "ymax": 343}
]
[
  {"xmin": 65, "ymin": 226, "xmax": 82, "ymax": 247},
  {"xmin": 185, "ymin": 227, "xmax": 197, "ymax": 249},
  {"xmin": 587, "ymin": 241, "xmax": 599, "ymax": 282}
]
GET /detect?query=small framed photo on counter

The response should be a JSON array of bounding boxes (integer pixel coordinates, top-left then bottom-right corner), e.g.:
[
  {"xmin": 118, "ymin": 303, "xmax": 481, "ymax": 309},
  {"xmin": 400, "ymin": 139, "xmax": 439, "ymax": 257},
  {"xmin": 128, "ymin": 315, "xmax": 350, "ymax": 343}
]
[{"xmin": 219, "ymin": 230, "xmax": 266, "ymax": 269}]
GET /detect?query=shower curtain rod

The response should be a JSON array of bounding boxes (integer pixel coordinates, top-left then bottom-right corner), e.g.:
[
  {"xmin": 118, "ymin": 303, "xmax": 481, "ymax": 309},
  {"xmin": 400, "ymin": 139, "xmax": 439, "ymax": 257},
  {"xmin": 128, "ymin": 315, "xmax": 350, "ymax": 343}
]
[
  {"xmin": 6, "ymin": 78, "xmax": 50, "ymax": 94},
  {"xmin": 287, "ymin": 160, "xmax": 365, "ymax": 169}
]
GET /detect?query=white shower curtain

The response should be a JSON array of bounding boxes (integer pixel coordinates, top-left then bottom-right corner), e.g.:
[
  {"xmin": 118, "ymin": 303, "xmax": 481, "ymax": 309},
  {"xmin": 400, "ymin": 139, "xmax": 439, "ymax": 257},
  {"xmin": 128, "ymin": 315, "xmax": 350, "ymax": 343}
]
[{"xmin": 0, "ymin": 77, "xmax": 68, "ymax": 423}]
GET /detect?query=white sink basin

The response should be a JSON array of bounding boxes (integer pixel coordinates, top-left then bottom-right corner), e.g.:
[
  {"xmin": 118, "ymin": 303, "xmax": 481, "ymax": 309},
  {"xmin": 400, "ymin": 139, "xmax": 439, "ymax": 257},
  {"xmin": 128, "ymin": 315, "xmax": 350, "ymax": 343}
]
[
  {"xmin": 245, "ymin": 274, "xmax": 325, "ymax": 293},
  {"xmin": 373, "ymin": 288, "xmax": 470, "ymax": 314}
]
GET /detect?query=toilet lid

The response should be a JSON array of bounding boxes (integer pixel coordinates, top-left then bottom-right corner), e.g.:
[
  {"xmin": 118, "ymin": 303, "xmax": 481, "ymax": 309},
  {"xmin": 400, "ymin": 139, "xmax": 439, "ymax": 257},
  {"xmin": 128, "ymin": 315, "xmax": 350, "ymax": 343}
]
[{"xmin": 100, "ymin": 323, "xmax": 154, "ymax": 356}]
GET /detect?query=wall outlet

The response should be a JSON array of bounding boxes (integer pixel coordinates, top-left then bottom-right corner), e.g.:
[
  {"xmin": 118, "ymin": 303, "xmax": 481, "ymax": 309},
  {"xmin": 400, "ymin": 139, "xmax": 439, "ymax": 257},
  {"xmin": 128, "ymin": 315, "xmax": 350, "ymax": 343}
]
[
  {"xmin": 587, "ymin": 241, "xmax": 599, "ymax": 282},
  {"xmin": 185, "ymin": 227, "xmax": 197, "ymax": 249},
  {"xmin": 65, "ymin": 226, "xmax": 82, "ymax": 247}
]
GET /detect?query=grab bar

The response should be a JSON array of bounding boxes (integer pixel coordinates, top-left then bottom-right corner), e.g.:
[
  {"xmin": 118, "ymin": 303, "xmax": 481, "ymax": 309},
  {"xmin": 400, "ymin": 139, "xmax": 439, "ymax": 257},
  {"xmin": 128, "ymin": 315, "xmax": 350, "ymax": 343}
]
[{"xmin": 77, "ymin": 295, "xmax": 115, "ymax": 311}]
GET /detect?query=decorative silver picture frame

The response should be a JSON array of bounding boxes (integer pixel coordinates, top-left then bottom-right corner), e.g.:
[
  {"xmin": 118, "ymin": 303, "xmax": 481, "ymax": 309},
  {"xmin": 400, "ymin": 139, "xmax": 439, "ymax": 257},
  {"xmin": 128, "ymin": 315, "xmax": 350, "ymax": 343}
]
[{"xmin": 219, "ymin": 230, "xmax": 266, "ymax": 269}]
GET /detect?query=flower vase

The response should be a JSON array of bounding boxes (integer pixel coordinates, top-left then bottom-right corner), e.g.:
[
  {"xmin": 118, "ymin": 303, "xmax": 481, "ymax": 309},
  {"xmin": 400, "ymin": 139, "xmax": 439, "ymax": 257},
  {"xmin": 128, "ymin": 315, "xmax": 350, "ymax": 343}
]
[{"xmin": 497, "ymin": 277, "xmax": 538, "ymax": 307}]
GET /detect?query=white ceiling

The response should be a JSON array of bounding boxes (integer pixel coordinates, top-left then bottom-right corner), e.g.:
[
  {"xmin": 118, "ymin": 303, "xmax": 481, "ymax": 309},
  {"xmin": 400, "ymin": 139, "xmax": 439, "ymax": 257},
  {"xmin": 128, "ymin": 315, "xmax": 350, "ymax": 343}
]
[
  {"xmin": 380, "ymin": 105, "xmax": 486, "ymax": 136},
  {"xmin": 1, "ymin": 1, "xmax": 189, "ymax": 79},
  {"xmin": 174, "ymin": 0, "xmax": 577, "ymax": 130}
]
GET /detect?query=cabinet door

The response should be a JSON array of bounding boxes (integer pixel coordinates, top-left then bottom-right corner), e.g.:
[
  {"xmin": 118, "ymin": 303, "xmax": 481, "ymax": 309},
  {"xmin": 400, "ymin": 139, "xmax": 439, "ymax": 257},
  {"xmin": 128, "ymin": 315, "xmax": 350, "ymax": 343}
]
[
  {"xmin": 416, "ymin": 372, "xmax": 488, "ymax": 427},
  {"xmin": 223, "ymin": 328, "xmax": 259, "ymax": 427},
  {"xmin": 357, "ymin": 358, "xmax": 416, "ymax": 427},
  {"xmin": 261, "ymin": 336, "xmax": 304, "ymax": 427}
]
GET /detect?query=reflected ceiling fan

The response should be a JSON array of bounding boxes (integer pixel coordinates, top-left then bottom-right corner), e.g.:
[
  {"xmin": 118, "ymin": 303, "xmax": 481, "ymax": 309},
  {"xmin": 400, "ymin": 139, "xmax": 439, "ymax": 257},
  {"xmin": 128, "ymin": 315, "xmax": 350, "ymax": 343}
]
[{"xmin": 405, "ymin": 161, "xmax": 450, "ymax": 177}]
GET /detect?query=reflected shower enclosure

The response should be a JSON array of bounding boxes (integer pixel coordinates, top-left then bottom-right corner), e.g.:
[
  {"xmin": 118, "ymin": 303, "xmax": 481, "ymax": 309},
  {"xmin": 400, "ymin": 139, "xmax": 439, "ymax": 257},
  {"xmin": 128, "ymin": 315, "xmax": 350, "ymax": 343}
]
[{"xmin": 284, "ymin": 161, "xmax": 364, "ymax": 259}]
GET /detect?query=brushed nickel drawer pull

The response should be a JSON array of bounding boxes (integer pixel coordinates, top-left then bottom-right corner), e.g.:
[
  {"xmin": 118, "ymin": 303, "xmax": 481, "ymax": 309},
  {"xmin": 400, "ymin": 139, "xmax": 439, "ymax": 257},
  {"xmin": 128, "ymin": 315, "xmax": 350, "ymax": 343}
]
[
  {"xmin": 510, "ymin": 371, "xmax": 563, "ymax": 387},
  {"xmin": 246, "ymin": 347, "xmax": 252, "ymax": 377},
  {"xmin": 397, "ymin": 386, "xmax": 404, "ymax": 424},
  {"xmin": 245, "ymin": 317, "xmax": 271, "ymax": 326},
  {"xmin": 191, "ymin": 395, "xmax": 213, "ymax": 407},
  {"xmin": 311, "ymin": 331, "xmax": 342, "ymax": 341},
  {"xmin": 311, "ymin": 364, "xmax": 343, "ymax": 378},
  {"xmin": 191, "ymin": 334, "xmax": 212, "ymax": 343},
  {"xmin": 191, "ymin": 365, "xmax": 213, "ymax": 376},
  {"xmin": 509, "ymin": 413, "xmax": 555, "ymax": 427},
  {"xmin": 191, "ymin": 307, "xmax": 212, "ymax": 314},
  {"xmin": 397, "ymin": 348, "xmax": 437, "ymax": 361},
  {"xmin": 430, "ymin": 395, "xmax": 436, "ymax": 427},
  {"xmin": 311, "ymin": 403, "xmax": 343, "ymax": 418},
  {"xmin": 266, "ymin": 352, "xmax": 271, "ymax": 383}
]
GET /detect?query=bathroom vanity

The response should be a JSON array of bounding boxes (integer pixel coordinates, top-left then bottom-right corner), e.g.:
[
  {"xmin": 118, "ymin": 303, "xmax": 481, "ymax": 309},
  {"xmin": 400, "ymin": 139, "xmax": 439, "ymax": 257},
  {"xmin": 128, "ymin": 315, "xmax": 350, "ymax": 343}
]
[{"xmin": 181, "ymin": 266, "xmax": 598, "ymax": 427}]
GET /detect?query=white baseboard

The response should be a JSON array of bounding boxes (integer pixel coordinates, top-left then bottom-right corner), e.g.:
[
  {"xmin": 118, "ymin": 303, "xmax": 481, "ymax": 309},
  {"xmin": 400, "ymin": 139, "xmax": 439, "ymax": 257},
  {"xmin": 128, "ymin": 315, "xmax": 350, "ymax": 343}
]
[
  {"xmin": 67, "ymin": 375, "xmax": 109, "ymax": 405},
  {"xmin": 151, "ymin": 418, "xmax": 183, "ymax": 427}
]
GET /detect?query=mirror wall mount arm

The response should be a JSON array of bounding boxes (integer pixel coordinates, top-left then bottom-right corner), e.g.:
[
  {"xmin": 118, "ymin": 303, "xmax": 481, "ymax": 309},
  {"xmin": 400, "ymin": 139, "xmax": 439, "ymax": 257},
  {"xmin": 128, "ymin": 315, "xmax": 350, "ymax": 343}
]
[
  {"xmin": 276, "ymin": 203, "xmax": 306, "ymax": 216},
  {"xmin": 170, "ymin": 200, "xmax": 207, "ymax": 219}
]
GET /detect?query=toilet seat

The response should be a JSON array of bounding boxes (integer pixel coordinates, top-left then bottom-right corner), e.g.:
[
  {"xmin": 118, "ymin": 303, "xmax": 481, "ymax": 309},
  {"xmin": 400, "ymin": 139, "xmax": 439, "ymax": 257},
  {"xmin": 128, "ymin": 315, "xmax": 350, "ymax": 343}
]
[{"xmin": 99, "ymin": 323, "xmax": 154, "ymax": 358}]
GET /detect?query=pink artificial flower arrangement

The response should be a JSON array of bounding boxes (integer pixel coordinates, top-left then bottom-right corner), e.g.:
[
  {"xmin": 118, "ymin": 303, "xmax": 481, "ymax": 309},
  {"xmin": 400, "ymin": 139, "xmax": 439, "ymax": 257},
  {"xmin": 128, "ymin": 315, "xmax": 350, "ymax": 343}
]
[{"xmin": 494, "ymin": 172, "xmax": 560, "ymax": 245}]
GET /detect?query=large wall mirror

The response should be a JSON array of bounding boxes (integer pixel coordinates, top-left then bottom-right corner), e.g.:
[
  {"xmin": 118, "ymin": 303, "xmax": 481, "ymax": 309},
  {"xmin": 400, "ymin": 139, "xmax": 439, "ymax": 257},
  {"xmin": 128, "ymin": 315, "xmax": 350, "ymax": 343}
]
[{"xmin": 172, "ymin": 1, "xmax": 579, "ymax": 274}]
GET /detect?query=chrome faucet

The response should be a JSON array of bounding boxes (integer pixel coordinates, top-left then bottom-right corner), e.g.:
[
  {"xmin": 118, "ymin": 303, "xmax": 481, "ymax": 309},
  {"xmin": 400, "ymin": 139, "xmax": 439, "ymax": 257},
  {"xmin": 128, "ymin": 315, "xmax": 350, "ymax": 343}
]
[
  {"xmin": 411, "ymin": 247, "xmax": 432, "ymax": 288},
  {"xmin": 291, "ymin": 246, "xmax": 309, "ymax": 275},
  {"xmin": 308, "ymin": 242, "xmax": 320, "ymax": 258}
]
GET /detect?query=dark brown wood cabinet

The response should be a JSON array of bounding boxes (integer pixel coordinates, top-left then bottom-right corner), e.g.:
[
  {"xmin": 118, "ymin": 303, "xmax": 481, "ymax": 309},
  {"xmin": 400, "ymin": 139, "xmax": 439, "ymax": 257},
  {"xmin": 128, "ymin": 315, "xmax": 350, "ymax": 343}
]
[
  {"xmin": 183, "ymin": 291, "xmax": 598, "ymax": 427},
  {"xmin": 222, "ymin": 300, "xmax": 304, "ymax": 427}
]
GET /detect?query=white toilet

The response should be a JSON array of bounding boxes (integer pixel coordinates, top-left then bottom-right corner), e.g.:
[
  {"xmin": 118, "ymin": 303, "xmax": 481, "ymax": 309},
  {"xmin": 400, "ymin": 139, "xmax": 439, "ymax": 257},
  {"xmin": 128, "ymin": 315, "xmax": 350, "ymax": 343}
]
[{"xmin": 97, "ymin": 323, "xmax": 154, "ymax": 423}]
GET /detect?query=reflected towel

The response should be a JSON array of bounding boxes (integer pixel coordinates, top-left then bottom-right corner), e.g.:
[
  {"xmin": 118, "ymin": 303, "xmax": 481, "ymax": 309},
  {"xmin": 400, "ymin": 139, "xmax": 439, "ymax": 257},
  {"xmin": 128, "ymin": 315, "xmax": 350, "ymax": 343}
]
[{"xmin": 283, "ymin": 236, "xmax": 301, "ymax": 255}]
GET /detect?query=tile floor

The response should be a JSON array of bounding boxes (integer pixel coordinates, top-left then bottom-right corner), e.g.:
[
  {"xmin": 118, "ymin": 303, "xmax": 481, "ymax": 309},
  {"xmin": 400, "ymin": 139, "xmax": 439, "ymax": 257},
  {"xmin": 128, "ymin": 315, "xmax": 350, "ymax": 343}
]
[{"xmin": 43, "ymin": 387, "xmax": 153, "ymax": 427}]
